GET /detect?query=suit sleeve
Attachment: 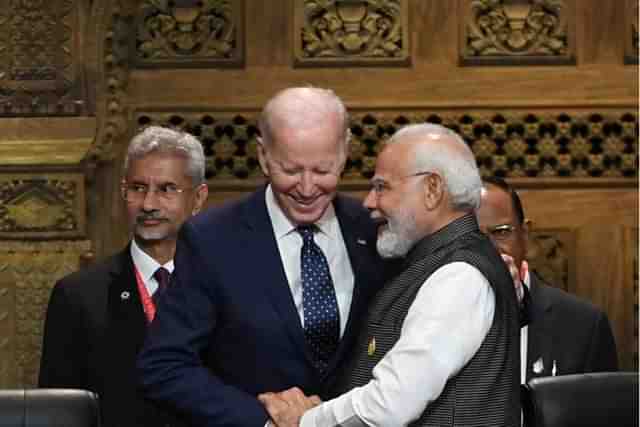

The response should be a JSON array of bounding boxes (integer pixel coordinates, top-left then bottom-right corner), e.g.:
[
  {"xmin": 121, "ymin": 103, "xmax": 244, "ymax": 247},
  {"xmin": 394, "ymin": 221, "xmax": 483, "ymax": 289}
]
[
  {"xmin": 39, "ymin": 280, "xmax": 89, "ymax": 388},
  {"xmin": 137, "ymin": 221, "xmax": 269, "ymax": 427},
  {"xmin": 585, "ymin": 310, "xmax": 618, "ymax": 372}
]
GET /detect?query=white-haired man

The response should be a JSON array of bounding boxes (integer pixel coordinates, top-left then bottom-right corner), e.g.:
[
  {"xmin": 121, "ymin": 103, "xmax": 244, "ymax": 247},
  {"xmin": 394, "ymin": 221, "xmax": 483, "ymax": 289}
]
[
  {"xmin": 259, "ymin": 124, "xmax": 521, "ymax": 427},
  {"xmin": 39, "ymin": 126, "xmax": 209, "ymax": 427}
]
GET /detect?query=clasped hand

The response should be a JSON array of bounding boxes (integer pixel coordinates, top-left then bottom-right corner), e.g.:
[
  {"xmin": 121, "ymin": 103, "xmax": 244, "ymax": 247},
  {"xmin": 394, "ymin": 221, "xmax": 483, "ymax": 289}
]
[{"xmin": 258, "ymin": 387, "xmax": 322, "ymax": 427}]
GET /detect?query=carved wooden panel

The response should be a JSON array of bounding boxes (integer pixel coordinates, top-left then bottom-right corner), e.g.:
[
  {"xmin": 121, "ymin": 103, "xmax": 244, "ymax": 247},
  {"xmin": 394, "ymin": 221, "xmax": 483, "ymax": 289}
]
[
  {"xmin": 0, "ymin": 240, "xmax": 91, "ymax": 388},
  {"xmin": 135, "ymin": 109, "xmax": 638, "ymax": 183},
  {"xmin": 528, "ymin": 229, "xmax": 575, "ymax": 292},
  {"xmin": 460, "ymin": 0, "xmax": 576, "ymax": 66},
  {"xmin": 0, "ymin": 0, "xmax": 87, "ymax": 116},
  {"xmin": 0, "ymin": 173, "xmax": 85, "ymax": 239},
  {"xmin": 0, "ymin": 262, "xmax": 14, "ymax": 388},
  {"xmin": 624, "ymin": 0, "xmax": 639, "ymax": 64},
  {"xmin": 132, "ymin": 0, "xmax": 244, "ymax": 68},
  {"xmin": 294, "ymin": 0, "xmax": 410, "ymax": 66}
]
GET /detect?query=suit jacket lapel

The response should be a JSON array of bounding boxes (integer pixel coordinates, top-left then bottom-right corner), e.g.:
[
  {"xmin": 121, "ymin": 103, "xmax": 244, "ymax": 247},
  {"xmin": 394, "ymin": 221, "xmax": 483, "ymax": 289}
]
[
  {"xmin": 241, "ymin": 188, "xmax": 310, "ymax": 364},
  {"xmin": 107, "ymin": 247, "xmax": 148, "ymax": 360},
  {"xmin": 526, "ymin": 272, "xmax": 554, "ymax": 382},
  {"xmin": 325, "ymin": 195, "xmax": 374, "ymax": 376}
]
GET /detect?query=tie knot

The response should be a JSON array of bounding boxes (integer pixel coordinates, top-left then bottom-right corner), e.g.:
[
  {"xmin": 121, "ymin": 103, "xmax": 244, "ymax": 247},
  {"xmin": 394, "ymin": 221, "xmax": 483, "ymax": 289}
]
[
  {"xmin": 154, "ymin": 267, "xmax": 171, "ymax": 289},
  {"xmin": 296, "ymin": 225, "xmax": 317, "ymax": 242}
]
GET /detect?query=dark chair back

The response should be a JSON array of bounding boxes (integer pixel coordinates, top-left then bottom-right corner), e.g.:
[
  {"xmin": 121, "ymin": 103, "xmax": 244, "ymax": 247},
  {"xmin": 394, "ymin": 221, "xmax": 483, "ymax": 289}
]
[
  {"xmin": 522, "ymin": 372, "xmax": 638, "ymax": 427},
  {"xmin": 0, "ymin": 389, "xmax": 100, "ymax": 427}
]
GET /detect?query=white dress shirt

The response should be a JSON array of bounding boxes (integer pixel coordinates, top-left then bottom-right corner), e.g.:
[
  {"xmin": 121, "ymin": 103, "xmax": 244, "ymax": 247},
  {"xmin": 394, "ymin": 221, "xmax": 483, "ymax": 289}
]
[
  {"xmin": 130, "ymin": 238, "xmax": 174, "ymax": 298},
  {"xmin": 521, "ymin": 271, "xmax": 531, "ymax": 384},
  {"xmin": 301, "ymin": 262, "xmax": 495, "ymax": 427},
  {"xmin": 265, "ymin": 185, "xmax": 355, "ymax": 337}
]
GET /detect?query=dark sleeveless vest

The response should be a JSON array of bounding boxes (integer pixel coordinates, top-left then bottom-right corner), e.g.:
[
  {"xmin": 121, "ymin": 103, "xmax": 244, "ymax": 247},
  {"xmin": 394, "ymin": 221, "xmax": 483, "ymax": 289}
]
[{"xmin": 338, "ymin": 214, "xmax": 520, "ymax": 426}]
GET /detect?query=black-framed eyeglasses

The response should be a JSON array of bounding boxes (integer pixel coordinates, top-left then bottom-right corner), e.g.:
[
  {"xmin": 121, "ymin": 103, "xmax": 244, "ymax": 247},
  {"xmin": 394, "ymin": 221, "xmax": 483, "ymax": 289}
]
[
  {"xmin": 121, "ymin": 182, "xmax": 195, "ymax": 203},
  {"xmin": 370, "ymin": 171, "xmax": 433, "ymax": 197},
  {"xmin": 483, "ymin": 224, "xmax": 518, "ymax": 242}
]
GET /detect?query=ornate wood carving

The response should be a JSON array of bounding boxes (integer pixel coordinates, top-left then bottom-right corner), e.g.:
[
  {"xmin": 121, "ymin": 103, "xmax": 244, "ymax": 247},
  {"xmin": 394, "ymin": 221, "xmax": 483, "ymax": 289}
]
[
  {"xmin": 0, "ymin": 0, "xmax": 87, "ymax": 116},
  {"xmin": 527, "ymin": 229, "xmax": 574, "ymax": 291},
  {"xmin": 0, "ymin": 240, "xmax": 91, "ymax": 388},
  {"xmin": 625, "ymin": 0, "xmax": 639, "ymax": 64},
  {"xmin": 89, "ymin": 0, "xmax": 133, "ymax": 163},
  {"xmin": 135, "ymin": 109, "xmax": 638, "ymax": 182},
  {"xmin": 0, "ymin": 262, "xmax": 14, "ymax": 388},
  {"xmin": 132, "ymin": 0, "xmax": 244, "ymax": 68},
  {"xmin": 0, "ymin": 173, "xmax": 85, "ymax": 239},
  {"xmin": 460, "ymin": 0, "xmax": 575, "ymax": 65},
  {"xmin": 294, "ymin": 0, "xmax": 409, "ymax": 66}
]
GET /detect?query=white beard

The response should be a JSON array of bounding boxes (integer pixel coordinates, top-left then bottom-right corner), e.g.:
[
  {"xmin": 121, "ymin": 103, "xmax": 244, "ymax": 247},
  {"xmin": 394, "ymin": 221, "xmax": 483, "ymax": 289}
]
[{"xmin": 376, "ymin": 211, "xmax": 417, "ymax": 259}]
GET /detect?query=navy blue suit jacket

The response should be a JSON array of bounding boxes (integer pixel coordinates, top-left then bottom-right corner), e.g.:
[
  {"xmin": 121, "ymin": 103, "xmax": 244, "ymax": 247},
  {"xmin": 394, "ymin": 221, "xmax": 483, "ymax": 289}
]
[
  {"xmin": 525, "ymin": 272, "xmax": 618, "ymax": 382},
  {"xmin": 138, "ymin": 188, "xmax": 388, "ymax": 426}
]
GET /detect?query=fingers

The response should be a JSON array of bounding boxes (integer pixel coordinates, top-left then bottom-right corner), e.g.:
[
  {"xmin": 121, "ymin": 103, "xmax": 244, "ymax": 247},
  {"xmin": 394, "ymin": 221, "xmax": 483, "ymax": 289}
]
[
  {"xmin": 501, "ymin": 254, "xmax": 524, "ymax": 303},
  {"xmin": 258, "ymin": 388, "xmax": 319, "ymax": 427},
  {"xmin": 308, "ymin": 394, "xmax": 322, "ymax": 406}
]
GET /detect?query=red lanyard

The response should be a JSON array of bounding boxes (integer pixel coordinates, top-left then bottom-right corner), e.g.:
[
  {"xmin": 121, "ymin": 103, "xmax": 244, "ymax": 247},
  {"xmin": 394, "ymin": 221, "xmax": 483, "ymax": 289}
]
[{"xmin": 134, "ymin": 266, "xmax": 156, "ymax": 323}]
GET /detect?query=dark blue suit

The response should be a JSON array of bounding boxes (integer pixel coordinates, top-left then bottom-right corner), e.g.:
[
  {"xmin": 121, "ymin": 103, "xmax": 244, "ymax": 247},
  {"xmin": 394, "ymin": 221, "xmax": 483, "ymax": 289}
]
[{"xmin": 138, "ymin": 188, "xmax": 388, "ymax": 426}]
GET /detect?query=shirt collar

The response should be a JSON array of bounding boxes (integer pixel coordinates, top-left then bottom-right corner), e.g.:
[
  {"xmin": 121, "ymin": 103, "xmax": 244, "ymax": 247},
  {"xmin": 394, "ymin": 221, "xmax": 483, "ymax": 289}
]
[
  {"xmin": 130, "ymin": 238, "xmax": 175, "ymax": 282},
  {"xmin": 264, "ymin": 184, "xmax": 337, "ymax": 240}
]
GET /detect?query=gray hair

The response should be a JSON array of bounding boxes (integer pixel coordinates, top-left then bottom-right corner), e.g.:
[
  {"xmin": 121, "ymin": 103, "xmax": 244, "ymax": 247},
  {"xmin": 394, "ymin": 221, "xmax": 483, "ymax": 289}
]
[
  {"xmin": 390, "ymin": 123, "xmax": 481, "ymax": 210},
  {"xmin": 258, "ymin": 86, "xmax": 351, "ymax": 149},
  {"xmin": 124, "ymin": 126, "xmax": 206, "ymax": 185}
]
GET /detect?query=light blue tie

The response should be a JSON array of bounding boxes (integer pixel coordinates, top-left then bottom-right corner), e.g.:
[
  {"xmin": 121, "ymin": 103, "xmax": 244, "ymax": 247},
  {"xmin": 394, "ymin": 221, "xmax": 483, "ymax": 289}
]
[{"xmin": 297, "ymin": 225, "xmax": 340, "ymax": 374}]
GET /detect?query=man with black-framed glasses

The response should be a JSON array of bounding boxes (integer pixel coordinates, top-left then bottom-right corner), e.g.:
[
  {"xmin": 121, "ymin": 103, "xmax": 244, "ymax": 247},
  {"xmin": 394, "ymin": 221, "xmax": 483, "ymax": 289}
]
[
  {"xmin": 39, "ymin": 125, "xmax": 208, "ymax": 427},
  {"xmin": 477, "ymin": 177, "xmax": 617, "ymax": 384}
]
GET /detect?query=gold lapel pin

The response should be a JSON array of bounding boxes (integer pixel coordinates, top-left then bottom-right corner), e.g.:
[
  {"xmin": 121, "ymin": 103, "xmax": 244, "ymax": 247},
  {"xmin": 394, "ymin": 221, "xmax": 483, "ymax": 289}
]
[{"xmin": 367, "ymin": 337, "xmax": 376, "ymax": 356}]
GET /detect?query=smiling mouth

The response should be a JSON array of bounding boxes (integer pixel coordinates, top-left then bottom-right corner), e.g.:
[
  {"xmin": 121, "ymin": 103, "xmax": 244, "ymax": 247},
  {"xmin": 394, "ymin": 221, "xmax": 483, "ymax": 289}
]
[
  {"xmin": 289, "ymin": 194, "xmax": 321, "ymax": 207},
  {"xmin": 138, "ymin": 218, "xmax": 167, "ymax": 226}
]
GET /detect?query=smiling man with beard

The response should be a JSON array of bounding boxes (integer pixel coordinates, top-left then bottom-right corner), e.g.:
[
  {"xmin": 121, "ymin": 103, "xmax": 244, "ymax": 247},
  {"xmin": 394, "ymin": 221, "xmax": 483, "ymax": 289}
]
[
  {"xmin": 137, "ymin": 87, "xmax": 389, "ymax": 427},
  {"xmin": 39, "ymin": 126, "xmax": 208, "ymax": 427},
  {"xmin": 259, "ymin": 123, "xmax": 521, "ymax": 427}
]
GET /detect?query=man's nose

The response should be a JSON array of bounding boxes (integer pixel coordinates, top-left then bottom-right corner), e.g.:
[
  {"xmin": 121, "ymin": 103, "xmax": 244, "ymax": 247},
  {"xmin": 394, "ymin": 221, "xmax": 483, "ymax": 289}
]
[
  {"xmin": 299, "ymin": 172, "xmax": 315, "ymax": 195},
  {"xmin": 142, "ymin": 188, "xmax": 161, "ymax": 211},
  {"xmin": 363, "ymin": 189, "xmax": 378, "ymax": 210}
]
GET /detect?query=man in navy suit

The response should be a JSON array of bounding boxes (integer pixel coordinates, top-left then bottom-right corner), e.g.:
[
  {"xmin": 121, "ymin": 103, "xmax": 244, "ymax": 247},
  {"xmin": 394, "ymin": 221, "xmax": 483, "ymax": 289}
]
[
  {"xmin": 39, "ymin": 126, "xmax": 209, "ymax": 427},
  {"xmin": 137, "ymin": 87, "xmax": 388, "ymax": 426},
  {"xmin": 476, "ymin": 177, "xmax": 618, "ymax": 383}
]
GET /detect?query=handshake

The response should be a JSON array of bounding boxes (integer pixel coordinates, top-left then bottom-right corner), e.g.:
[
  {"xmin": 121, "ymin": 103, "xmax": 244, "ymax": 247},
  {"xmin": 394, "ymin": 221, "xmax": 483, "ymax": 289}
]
[{"xmin": 258, "ymin": 387, "xmax": 322, "ymax": 427}]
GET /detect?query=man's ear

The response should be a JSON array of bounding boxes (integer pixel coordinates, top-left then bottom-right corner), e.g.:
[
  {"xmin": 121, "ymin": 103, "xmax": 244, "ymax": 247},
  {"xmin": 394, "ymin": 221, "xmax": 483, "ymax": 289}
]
[
  {"xmin": 192, "ymin": 183, "xmax": 209, "ymax": 215},
  {"xmin": 522, "ymin": 218, "xmax": 532, "ymax": 241},
  {"xmin": 256, "ymin": 137, "xmax": 270, "ymax": 178},
  {"xmin": 423, "ymin": 173, "xmax": 444, "ymax": 210}
]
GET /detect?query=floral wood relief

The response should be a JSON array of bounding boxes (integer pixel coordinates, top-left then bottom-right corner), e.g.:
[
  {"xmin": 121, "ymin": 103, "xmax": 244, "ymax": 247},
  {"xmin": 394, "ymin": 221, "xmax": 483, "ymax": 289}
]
[
  {"xmin": 0, "ymin": 0, "xmax": 86, "ymax": 115},
  {"xmin": 461, "ymin": 0, "xmax": 574, "ymax": 65},
  {"xmin": 136, "ymin": 110, "xmax": 637, "ymax": 182},
  {"xmin": 134, "ymin": 0, "xmax": 243, "ymax": 67},
  {"xmin": 295, "ymin": 0, "xmax": 409, "ymax": 66},
  {"xmin": 0, "ymin": 174, "xmax": 85, "ymax": 239},
  {"xmin": 90, "ymin": 0, "xmax": 132, "ymax": 163},
  {"xmin": 0, "ymin": 240, "xmax": 91, "ymax": 387}
]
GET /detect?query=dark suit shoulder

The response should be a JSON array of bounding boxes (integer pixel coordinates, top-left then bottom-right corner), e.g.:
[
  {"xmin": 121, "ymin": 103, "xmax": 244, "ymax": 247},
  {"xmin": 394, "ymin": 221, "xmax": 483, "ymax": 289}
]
[
  {"xmin": 535, "ymin": 279, "xmax": 605, "ymax": 320},
  {"xmin": 51, "ymin": 249, "xmax": 130, "ymax": 309}
]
